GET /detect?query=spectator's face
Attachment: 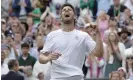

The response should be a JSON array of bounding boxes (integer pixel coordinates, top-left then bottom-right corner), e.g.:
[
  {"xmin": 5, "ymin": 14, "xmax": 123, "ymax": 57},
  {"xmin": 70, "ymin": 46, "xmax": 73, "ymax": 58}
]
[
  {"xmin": 27, "ymin": 17, "xmax": 33, "ymax": 26},
  {"xmin": 126, "ymin": 56, "xmax": 133, "ymax": 65},
  {"xmin": 118, "ymin": 70, "xmax": 125, "ymax": 78},
  {"xmin": 36, "ymin": 36, "xmax": 44, "ymax": 47},
  {"xmin": 11, "ymin": 22, "xmax": 20, "ymax": 33},
  {"xmin": 14, "ymin": 61, "xmax": 19, "ymax": 72},
  {"xmin": 120, "ymin": 33, "xmax": 128, "ymax": 40},
  {"xmin": 111, "ymin": 73, "xmax": 120, "ymax": 80},
  {"xmin": 45, "ymin": 15, "xmax": 52, "ymax": 26},
  {"xmin": 14, "ymin": 33, "xmax": 22, "ymax": 42},
  {"xmin": 5, "ymin": 36, "xmax": 13, "ymax": 44},
  {"xmin": 61, "ymin": 6, "xmax": 75, "ymax": 23},
  {"xmin": 109, "ymin": 33, "xmax": 116, "ymax": 41},
  {"xmin": 109, "ymin": 20, "xmax": 116, "ymax": 27},
  {"xmin": 113, "ymin": 0, "xmax": 120, "ymax": 6},
  {"xmin": 22, "ymin": 47, "xmax": 29, "ymax": 56},
  {"xmin": 124, "ymin": 9, "xmax": 131, "ymax": 17}
]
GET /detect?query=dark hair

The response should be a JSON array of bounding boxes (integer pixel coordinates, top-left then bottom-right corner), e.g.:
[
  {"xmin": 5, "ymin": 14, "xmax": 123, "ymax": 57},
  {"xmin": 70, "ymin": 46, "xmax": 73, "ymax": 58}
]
[
  {"xmin": 8, "ymin": 59, "xmax": 18, "ymax": 70},
  {"xmin": 60, "ymin": 3, "xmax": 75, "ymax": 14},
  {"xmin": 21, "ymin": 22, "xmax": 29, "ymax": 32},
  {"xmin": 126, "ymin": 56, "xmax": 133, "ymax": 73},
  {"xmin": 21, "ymin": 42, "xmax": 30, "ymax": 48}
]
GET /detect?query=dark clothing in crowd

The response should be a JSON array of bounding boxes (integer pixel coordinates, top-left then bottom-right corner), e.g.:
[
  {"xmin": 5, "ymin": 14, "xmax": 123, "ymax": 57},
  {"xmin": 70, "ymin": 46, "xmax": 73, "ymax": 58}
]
[
  {"xmin": 1, "ymin": 71, "xmax": 24, "ymax": 80},
  {"xmin": 12, "ymin": 0, "xmax": 32, "ymax": 17},
  {"xmin": 18, "ymin": 54, "xmax": 36, "ymax": 68},
  {"xmin": 107, "ymin": 5, "xmax": 127, "ymax": 17}
]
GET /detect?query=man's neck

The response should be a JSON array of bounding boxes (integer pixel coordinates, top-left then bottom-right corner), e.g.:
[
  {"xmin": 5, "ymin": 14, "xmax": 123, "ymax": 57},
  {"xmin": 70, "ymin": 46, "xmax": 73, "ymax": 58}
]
[
  {"xmin": 22, "ymin": 54, "xmax": 28, "ymax": 57},
  {"xmin": 62, "ymin": 23, "xmax": 75, "ymax": 32},
  {"xmin": 114, "ymin": 4, "xmax": 120, "ymax": 8}
]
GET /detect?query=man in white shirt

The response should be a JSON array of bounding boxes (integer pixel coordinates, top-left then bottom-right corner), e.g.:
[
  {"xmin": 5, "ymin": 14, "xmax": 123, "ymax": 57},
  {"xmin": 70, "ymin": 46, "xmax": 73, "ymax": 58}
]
[
  {"xmin": 1, "ymin": 51, "xmax": 9, "ymax": 76},
  {"xmin": 39, "ymin": 3, "xmax": 102, "ymax": 80}
]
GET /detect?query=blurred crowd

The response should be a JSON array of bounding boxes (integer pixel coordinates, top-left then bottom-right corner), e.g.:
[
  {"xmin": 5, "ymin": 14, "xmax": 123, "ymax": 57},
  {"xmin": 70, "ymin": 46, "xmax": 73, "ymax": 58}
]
[{"xmin": 1, "ymin": 0, "xmax": 133, "ymax": 80}]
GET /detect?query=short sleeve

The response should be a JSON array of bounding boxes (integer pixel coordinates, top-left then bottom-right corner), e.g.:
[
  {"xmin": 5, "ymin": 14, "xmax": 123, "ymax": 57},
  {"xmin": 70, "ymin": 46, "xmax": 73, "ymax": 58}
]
[
  {"xmin": 85, "ymin": 34, "xmax": 96, "ymax": 54},
  {"xmin": 40, "ymin": 34, "xmax": 53, "ymax": 54}
]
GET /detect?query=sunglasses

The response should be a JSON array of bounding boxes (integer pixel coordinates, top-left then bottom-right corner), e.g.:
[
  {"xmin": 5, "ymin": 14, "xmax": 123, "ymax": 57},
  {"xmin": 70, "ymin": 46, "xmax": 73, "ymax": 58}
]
[
  {"xmin": 1, "ymin": 22, "xmax": 6, "ymax": 24},
  {"xmin": 127, "ymin": 57, "xmax": 133, "ymax": 59}
]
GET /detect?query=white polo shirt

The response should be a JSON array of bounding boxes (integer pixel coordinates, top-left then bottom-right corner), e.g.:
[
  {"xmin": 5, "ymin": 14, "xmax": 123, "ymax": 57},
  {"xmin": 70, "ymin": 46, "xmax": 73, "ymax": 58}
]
[{"xmin": 40, "ymin": 29, "xmax": 96, "ymax": 79}]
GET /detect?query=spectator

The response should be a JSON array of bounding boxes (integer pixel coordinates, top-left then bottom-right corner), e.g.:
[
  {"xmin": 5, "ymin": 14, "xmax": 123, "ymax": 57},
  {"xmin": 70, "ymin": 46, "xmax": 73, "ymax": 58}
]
[
  {"xmin": 104, "ymin": 18, "xmax": 118, "ymax": 41},
  {"xmin": 118, "ymin": 28, "xmax": 131, "ymax": 49},
  {"xmin": 12, "ymin": 0, "xmax": 32, "ymax": 21},
  {"xmin": 97, "ymin": 11, "xmax": 109, "ymax": 39},
  {"xmin": 118, "ymin": 67, "xmax": 127, "ymax": 80},
  {"xmin": 124, "ymin": 36, "xmax": 133, "ymax": 79},
  {"xmin": 18, "ymin": 42, "xmax": 36, "ymax": 79},
  {"xmin": 1, "ymin": 0, "xmax": 12, "ymax": 17},
  {"xmin": 1, "ymin": 59, "xmax": 24, "ymax": 80},
  {"xmin": 23, "ymin": 37, "xmax": 38, "ymax": 60},
  {"xmin": 107, "ymin": 0, "xmax": 127, "ymax": 18},
  {"xmin": 80, "ymin": 0, "xmax": 98, "ymax": 17},
  {"xmin": 124, "ymin": 0, "xmax": 133, "ymax": 15},
  {"xmin": 109, "ymin": 71, "xmax": 121, "ymax": 80},
  {"xmin": 85, "ymin": 54, "xmax": 105, "ymax": 78},
  {"xmin": 1, "ymin": 51, "xmax": 9, "ymax": 76},
  {"xmin": 29, "ymin": 0, "xmax": 41, "ymax": 24},
  {"xmin": 118, "ymin": 8, "xmax": 132, "ymax": 28},
  {"xmin": 104, "ymin": 32, "xmax": 125, "ymax": 77}
]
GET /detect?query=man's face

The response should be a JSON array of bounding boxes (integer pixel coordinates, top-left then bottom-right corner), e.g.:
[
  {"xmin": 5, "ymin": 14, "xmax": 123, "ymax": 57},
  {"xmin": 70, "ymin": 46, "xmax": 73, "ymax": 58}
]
[
  {"xmin": 22, "ymin": 47, "xmax": 29, "ymax": 56},
  {"xmin": 113, "ymin": 0, "xmax": 120, "ymax": 6},
  {"xmin": 61, "ymin": 6, "xmax": 75, "ymax": 23},
  {"xmin": 14, "ymin": 61, "xmax": 19, "ymax": 72},
  {"xmin": 111, "ymin": 73, "xmax": 120, "ymax": 80}
]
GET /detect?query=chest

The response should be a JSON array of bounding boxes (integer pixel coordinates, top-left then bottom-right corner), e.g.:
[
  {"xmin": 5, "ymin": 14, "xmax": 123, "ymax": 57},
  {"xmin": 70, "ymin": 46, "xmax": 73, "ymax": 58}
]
[{"xmin": 51, "ymin": 34, "xmax": 84, "ymax": 52}]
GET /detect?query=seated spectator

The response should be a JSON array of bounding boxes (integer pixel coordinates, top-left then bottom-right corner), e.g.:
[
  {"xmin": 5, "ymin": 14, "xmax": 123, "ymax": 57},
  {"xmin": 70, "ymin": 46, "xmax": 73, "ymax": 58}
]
[
  {"xmin": 107, "ymin": 0, "xmax": 127, "ymax": 18},
  {"xmin": 104, "ymin": 32, "xmax": 125, "ymax": 77},
  {"xmin": 118, "ymin": 28, "xmax": 131, "ymax": 49},
  {"xmin": 1, "ymin": 59, "xmax": 24, "ymax": 80},
  {"xmin": 97, "ymin": 11, "xmax": 109, "ymax": 39},
  {"xmin": 1, "ymin": 51, "xmax": 9, "ymax": 76},
  {"xmin": 118, "ymin": 67, "xmax": 127, "ymax": 80},
  {"xmin": 109, "ymin": 71, "xmax": 121, "ymax": 80},
  {"xmin": 18, "ymin": 42, "xmax": 36, "ymax": 79},
  {"xmin": 124, "ymin": 36, "xmax": 133, "ymax": 79},
  {"xmin": 85, "ymin": 54, "xmax": 105, "ymax": 78}
]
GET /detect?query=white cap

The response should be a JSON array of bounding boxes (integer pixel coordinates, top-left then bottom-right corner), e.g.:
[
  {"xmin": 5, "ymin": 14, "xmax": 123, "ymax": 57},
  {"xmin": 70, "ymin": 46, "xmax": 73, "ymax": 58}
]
[{"xmin": 118, "ymin": 67, "xmax": 126, "ymax": 74}]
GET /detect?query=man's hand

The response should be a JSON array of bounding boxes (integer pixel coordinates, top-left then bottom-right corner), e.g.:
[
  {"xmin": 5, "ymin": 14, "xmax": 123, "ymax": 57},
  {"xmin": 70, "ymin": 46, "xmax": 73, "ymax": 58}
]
[
  {"xmin": 38, "ymin": 72, "xmax": 44, "ymax": 80},
  {"xmin": 48, "ymin": 52, "xmax": 61, "ymax": 61}
]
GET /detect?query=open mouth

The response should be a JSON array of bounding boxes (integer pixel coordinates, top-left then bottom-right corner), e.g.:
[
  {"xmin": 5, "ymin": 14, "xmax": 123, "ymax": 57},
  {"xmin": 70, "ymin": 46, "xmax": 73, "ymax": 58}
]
[{"xmin": 65, "ymin": 14, "xmax": 70, "ymax": 17}]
